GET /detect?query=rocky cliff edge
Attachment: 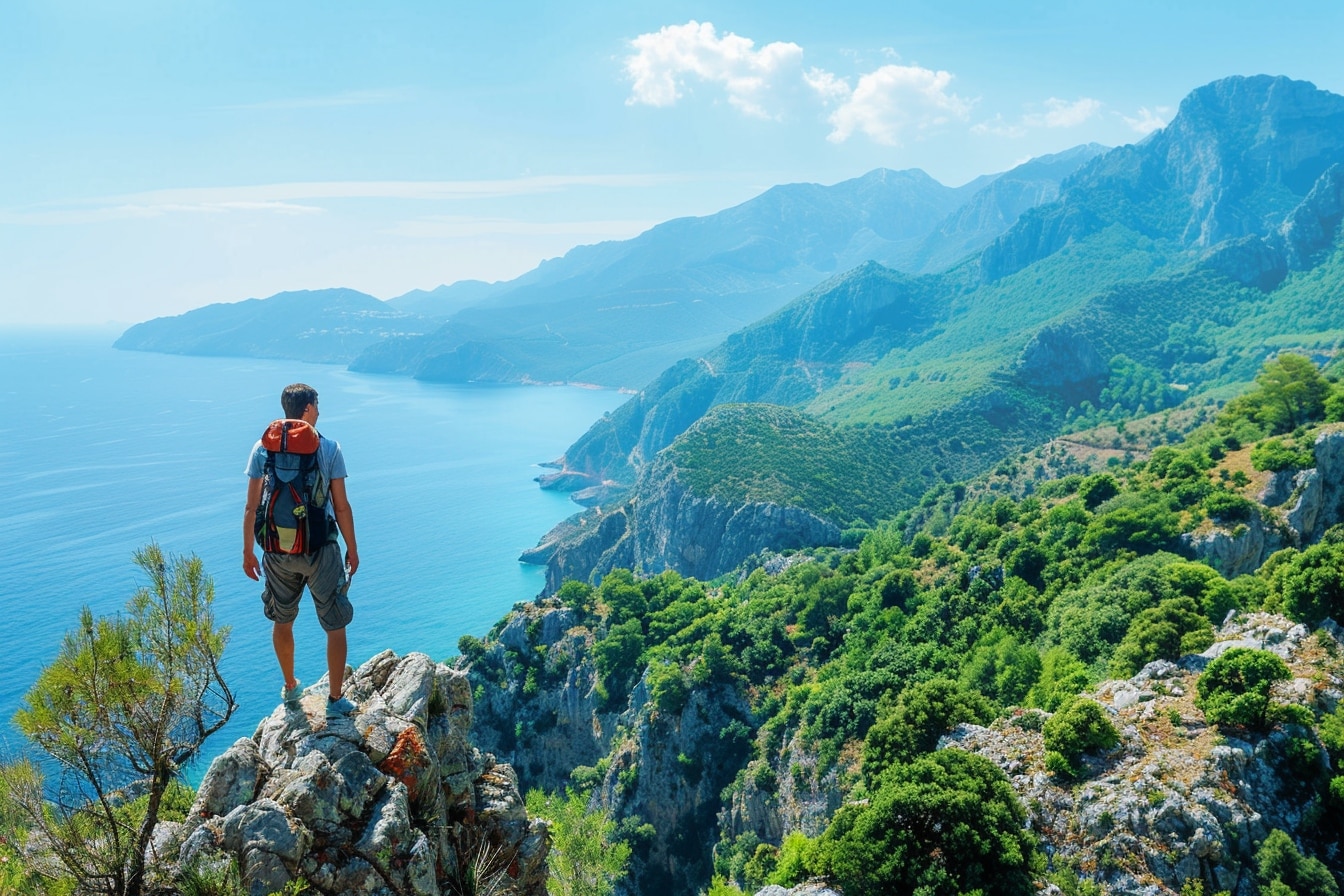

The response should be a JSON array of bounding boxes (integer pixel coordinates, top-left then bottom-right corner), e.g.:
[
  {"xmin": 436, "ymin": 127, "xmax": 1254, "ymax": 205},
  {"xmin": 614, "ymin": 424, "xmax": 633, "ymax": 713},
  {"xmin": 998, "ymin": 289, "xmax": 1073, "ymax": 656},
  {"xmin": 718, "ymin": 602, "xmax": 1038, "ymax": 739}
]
[{"xmin": 162, "ymin": 651, "xmax": 549, "ymax": 896}]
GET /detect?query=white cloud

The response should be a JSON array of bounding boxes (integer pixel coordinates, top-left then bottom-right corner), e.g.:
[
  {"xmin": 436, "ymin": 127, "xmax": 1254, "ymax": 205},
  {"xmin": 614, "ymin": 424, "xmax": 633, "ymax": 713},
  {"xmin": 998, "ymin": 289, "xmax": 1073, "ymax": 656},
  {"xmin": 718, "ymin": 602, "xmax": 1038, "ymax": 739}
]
[
  {"xmin": 624, "ymin": 20, "xmax": 804, "ymax": 118},
  {"xmin": 811, "ymin": 64, "xmax": 971, "ymax": 146},
  {"xmin": 0, "ymin": 175, "xmax": 688, "ymax": 225},
  {"xmin": 972, "ymin": 96, "xmax": 1103, "ymax": 138},
  {"xmin": 1022, "ymin": 97, "xmax": 1102, "ymax": 128},
  {"xmin": 1122, "ymin": 106, "xmax": 1171, "ymax": 135},
  {"xmin": 969, "ymin": 114, "xmax": 1027, "ymax": 139},
  {"xmin": 803, "ymin": 67, "xmax": 850, "ymax": 104}
]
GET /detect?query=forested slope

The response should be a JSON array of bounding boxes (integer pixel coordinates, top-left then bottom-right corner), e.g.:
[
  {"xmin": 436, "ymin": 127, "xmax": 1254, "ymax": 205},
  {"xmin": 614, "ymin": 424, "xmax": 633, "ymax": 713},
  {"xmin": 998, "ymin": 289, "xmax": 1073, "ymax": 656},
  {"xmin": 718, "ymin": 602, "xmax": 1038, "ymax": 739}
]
[{"xmin": 466, "ymin": 357, "xmax": 1344, "ymax": 896}]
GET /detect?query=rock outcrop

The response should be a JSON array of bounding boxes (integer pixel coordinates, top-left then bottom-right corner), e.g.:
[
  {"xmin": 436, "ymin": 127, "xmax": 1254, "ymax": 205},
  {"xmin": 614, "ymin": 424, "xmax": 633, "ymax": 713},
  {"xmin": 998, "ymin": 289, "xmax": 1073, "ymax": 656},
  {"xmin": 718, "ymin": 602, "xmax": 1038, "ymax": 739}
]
[
  {"xmin": 166, "ymin": 652, "xmax": 548, "ymax": 896},
  {"xmin": 944, "ymin": 613, "xmax": 1340, "ymax": 896},
  {"xmin": 534, "ymin": 457, "xmax": 841, "ymax": 594},
  {"xmin": 1186, "ymin": 427, "xmax": 1344, "ymax": 576},
  {"xmin": 465, "ymin": 600, "xmax": 763, "ymax": 896}
]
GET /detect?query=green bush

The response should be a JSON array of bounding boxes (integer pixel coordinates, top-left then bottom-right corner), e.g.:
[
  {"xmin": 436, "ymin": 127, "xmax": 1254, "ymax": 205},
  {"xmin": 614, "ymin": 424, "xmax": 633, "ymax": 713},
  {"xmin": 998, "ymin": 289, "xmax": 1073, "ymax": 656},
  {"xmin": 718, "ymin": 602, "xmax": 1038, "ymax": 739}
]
[
  {"xmin": 862, "ymin": 678, "xmax": 992, "ymax": 782},
  {"xmin": 1249, "ymin": 438, "xmax": 1315, "ymax": 472},
  {"xmin": 816, "ymin": 749, "xmax": 1038, "ymax": 896},
  {"xmin": 1195, "ymin": 648, "xmax": 1291, "ymax": 731},
  {"xmin": 1042, "ymin": 698, "xmax": 1119, "ymax": 778},
  {"xmin": 1271, "ymin": 540, "xmax": 1344, "ymax": 627},
  {"xmin": 1255, "ymin": 829, "xmax": 1339, "ymax": 896},
  {"xmin": 1202, "ymin": 489, "xmax": 1258, "ymax": 524},
  {"xmin": 1109, "ymin": 597, "xmax": 1214, "ymax": 677}
]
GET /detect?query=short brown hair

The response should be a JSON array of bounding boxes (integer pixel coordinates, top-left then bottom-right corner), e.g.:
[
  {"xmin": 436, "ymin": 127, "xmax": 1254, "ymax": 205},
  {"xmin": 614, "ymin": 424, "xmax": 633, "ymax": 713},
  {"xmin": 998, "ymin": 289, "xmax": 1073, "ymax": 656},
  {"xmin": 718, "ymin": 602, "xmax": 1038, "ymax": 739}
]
[{"xmin": 281, "ymin": 383, "xmax": 318, "ymax": 419}]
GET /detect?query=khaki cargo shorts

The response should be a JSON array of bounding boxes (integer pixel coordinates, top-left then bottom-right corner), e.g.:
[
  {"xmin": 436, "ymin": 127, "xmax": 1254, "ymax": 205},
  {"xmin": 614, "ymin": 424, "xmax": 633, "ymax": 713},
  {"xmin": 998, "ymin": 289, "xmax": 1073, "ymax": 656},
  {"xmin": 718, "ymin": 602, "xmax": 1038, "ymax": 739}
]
[{"xmin": 260, "ymin": 541, "xmax": 353, "ymax": 631}]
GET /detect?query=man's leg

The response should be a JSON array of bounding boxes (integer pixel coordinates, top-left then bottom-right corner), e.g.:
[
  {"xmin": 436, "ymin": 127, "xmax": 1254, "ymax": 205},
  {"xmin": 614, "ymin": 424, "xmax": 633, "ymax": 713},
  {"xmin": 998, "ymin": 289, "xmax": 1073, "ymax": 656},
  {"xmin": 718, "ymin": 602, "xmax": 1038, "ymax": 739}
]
[
  {"xmin": 273, "ymin": 621, "xmax": 297, "ymax": 690},
  {"xmin": 326, "ymin": 626, "xmax": 347, "ymax": 700}
]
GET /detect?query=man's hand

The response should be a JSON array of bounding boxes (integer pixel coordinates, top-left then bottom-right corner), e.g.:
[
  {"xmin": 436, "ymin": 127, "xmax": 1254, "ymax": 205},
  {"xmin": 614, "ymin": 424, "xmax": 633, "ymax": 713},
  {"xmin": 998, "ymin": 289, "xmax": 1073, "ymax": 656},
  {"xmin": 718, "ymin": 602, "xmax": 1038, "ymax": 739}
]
[
  {"xmin": 244, "ymin": 551, "xmax": 261, "ymax": 581},
  {"xmin": 345, "ymin": 547, "xmax": 360, "ymax": 577}
]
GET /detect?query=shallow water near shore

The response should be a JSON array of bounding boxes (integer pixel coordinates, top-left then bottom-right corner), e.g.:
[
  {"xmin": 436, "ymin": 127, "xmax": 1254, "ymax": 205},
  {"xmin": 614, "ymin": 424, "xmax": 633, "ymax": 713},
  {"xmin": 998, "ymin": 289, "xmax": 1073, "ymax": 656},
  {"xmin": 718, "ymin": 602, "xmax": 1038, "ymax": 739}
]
[{"xmin": 0, "ymin": 327, "xmax": 624, "ymax": 773}]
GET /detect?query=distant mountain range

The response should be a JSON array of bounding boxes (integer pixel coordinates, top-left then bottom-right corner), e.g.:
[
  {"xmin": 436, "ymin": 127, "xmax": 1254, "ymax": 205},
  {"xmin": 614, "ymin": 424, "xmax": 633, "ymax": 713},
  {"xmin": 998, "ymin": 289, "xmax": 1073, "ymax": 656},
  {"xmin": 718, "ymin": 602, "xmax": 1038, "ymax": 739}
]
[
  {"xmin": 113, "ymin": 288, "xmax": 434, "ymax": 364},
  {"xmin": 114, "ymin": 146, "xmax": 1107, "ymax": 388},
  {"xmin": 530, "ymin": 75, "xmax": 1344, "ymax": 588}
]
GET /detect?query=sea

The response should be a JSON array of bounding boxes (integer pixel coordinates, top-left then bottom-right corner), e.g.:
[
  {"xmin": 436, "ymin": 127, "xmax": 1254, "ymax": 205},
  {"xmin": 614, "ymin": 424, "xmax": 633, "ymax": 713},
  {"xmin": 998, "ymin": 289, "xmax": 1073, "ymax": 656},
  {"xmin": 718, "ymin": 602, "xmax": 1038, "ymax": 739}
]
[{"xmin": 0, "ymin": 327, "xmax": 625, "ymax": 775}]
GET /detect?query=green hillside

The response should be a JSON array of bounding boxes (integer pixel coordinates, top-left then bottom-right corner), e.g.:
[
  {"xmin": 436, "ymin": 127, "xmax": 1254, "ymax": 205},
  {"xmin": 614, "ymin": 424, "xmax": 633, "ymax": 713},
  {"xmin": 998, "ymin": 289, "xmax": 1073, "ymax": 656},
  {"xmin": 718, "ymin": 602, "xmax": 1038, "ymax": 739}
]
[
  {"xmin": 472, "ymin": 359, "xmax": 1344, "ymax": 896},
  {"xmin": 550, "ymin": 77, "xmax": 1344, "ymax": 573}
]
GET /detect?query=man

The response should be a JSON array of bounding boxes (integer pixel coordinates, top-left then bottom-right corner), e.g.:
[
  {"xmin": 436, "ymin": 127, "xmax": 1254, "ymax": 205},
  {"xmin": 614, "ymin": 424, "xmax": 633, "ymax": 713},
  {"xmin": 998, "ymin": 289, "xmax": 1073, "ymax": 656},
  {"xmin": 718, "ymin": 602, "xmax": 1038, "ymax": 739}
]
[{"xmin": 243, "ymin": 383, "xmax": 360, "ymax": 715}]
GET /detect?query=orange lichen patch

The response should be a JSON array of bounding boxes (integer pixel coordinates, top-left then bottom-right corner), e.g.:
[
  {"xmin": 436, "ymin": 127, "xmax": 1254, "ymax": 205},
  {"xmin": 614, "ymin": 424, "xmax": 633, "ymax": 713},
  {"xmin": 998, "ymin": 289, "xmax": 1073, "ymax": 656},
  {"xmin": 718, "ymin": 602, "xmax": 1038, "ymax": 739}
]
[{"xmin": 378, "ymin": 726, "xmax": 433, "ymax": 800}]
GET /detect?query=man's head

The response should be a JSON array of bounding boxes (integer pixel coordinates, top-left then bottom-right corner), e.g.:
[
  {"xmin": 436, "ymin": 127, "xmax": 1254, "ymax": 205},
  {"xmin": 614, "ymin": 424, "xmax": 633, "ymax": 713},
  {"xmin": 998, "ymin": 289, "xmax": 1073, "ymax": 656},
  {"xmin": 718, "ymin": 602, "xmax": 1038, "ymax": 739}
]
[{"xmin": 281, "ymin": 383, "xmax": 319, "ymax": 420}]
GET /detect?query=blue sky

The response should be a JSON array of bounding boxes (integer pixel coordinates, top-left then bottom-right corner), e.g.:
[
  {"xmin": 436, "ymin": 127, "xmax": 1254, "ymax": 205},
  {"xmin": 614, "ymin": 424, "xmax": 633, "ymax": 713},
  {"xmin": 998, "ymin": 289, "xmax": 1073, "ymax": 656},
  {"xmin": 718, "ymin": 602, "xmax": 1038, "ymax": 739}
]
[{"xmin": 3, "ymin": 1, "xmax": 1342, "ymax": 326}]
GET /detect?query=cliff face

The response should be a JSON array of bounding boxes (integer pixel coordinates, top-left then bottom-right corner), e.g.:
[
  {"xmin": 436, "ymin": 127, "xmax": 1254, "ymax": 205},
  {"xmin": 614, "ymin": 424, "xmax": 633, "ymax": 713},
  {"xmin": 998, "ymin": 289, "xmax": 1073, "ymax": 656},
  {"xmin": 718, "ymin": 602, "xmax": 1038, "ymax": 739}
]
[
  {"xmin": 539, "ymin": 459, "xmax": 841, "ymax": 593},
  {"xmin": 980, "ymin": 75, "xmax": 1344, "ymax": 283},
  {"xmin": 1186, "ymin": 428, "xmax": 1344, "ymax": 576},
  {"xmin": 162, "ymin": 651, "xmax": 548, "ymax": 896},
  {"xmin": 465, "ymin": 601, "xmax": 759, "ymax": 896}
]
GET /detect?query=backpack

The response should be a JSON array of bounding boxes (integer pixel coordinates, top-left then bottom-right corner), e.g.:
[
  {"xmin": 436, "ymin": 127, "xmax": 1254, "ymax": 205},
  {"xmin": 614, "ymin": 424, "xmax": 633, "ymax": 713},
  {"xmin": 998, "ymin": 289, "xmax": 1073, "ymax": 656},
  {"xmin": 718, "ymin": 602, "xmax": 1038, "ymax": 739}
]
[{"xmin": 254, "ymin": 419, "xmax": 335, "ymax": 554}]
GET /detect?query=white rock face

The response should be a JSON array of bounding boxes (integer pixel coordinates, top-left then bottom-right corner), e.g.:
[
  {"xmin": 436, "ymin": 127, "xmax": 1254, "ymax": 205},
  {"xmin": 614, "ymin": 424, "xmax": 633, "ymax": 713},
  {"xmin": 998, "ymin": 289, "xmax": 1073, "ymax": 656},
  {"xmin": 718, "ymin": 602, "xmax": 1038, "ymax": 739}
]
[
  {"xmin": 170, "ymin": 651, "xmax": 549, "ymax": 896},
  {"xmin": 1186, "ymin": 429, "xmax": 1344, "ymax": 577},
  {"xmin": 945, "ymin": 613, "xmax": 1342, "ymax": 896}
]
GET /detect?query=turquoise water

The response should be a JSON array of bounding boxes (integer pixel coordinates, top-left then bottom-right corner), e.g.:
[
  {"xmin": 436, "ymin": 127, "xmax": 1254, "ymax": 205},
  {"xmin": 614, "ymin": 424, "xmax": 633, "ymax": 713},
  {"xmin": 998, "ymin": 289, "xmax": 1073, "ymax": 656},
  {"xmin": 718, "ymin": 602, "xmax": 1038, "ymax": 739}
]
[{"xmin": 0, "ymin": 327, "xmax": 624, "ymax": 771}]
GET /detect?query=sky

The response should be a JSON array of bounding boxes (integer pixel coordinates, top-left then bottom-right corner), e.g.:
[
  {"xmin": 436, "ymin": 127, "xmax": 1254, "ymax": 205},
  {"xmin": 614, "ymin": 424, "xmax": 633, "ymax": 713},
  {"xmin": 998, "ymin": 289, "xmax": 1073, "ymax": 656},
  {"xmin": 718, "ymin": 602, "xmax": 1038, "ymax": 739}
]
[{"xmin": 2, "ymin": 1, "xmax": 1343, "ymax": 327}]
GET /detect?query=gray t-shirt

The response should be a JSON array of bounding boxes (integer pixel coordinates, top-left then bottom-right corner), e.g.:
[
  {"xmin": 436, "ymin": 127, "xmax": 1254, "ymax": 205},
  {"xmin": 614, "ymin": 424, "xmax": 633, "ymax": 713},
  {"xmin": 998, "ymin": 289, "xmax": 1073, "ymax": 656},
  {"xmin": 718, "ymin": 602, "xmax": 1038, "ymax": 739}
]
[{"xmin": 245, "ymin": 435, "xmax": 348, "ymax": 522}]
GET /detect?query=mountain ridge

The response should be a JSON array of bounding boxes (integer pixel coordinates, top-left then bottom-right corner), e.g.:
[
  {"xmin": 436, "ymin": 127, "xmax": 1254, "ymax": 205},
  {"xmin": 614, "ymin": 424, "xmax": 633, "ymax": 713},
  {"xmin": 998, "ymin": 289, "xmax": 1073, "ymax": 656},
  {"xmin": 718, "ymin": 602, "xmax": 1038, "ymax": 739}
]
[
  {"xmin": 530, "ymin": 75, "xmax": 1344, "ymax": 589},
  {"xmin": 114, "ymin": 150, "xmax": 1105, "ymax": 387}
]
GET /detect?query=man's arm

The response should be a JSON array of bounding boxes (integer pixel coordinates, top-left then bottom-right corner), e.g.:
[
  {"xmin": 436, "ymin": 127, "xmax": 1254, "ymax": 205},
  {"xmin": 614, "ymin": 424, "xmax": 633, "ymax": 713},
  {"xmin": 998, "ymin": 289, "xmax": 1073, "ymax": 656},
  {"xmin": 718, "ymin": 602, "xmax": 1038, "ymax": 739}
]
[
  {"xmin": 243, "ymin": 477, "xmax": 263, "ymax": 580},
  {"xmin": 329, "ymin": 477, "xmax": 359, "ymax": 575}
]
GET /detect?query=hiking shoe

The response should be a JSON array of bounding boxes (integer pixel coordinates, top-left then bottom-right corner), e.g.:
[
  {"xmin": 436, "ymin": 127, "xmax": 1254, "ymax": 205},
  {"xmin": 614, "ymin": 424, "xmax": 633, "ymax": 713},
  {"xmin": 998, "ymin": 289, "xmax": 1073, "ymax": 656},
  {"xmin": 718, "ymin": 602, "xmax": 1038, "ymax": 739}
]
[
  {"xmin": 326, "ymin": 695, "xmax": 356, "ymax": 717},
  {"xmin": 281, "ymin": 680, "xmax": 303, "ymax": 707}
]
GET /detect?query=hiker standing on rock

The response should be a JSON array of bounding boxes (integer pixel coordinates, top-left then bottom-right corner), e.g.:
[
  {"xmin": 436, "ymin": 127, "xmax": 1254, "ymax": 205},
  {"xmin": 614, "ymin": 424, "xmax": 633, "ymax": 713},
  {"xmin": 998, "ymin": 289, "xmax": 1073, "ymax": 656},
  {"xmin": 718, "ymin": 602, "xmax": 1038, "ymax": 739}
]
[{"xmin": 243, "ymin": 382, "xmax": 360, "ymax": 716}]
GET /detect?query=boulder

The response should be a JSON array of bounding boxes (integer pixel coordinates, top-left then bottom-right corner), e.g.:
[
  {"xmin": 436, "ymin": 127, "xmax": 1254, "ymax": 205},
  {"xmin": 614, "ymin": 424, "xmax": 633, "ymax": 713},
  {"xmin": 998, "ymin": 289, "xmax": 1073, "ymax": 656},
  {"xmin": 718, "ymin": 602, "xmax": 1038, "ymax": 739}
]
[{"xmin": 170, "ymin": 652, "xmax": 548, "ymax": 896}]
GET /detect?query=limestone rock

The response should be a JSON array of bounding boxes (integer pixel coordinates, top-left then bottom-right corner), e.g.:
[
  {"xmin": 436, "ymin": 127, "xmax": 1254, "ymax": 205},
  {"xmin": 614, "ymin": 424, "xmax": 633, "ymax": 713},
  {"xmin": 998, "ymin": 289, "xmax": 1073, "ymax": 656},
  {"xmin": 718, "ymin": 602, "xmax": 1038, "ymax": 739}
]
[
  {"xmin": 542, "ymin": 458, "xmax": 841, "ymax": 592},
  {"xmin": 168, "ymin": 652, "xmax": 548, "ymax": 896},
  {"xmin": 1186, "ymin": 429, "xmax": 1344, "ymax": 575},
  {"xmin": 946, "ymin": 612, "xmax": 1341, "ymax": 896}
]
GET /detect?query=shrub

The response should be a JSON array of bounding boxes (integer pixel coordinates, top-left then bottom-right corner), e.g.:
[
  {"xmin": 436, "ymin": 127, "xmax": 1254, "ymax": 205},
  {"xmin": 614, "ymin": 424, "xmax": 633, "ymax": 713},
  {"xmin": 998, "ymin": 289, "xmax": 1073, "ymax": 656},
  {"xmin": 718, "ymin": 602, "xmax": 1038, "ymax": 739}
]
[
  {"xmin": 816, "ymin": 749, "xmax": 1038, "ymax": 896},
  {"xmin": 6, "ymin": 546, "xmax": 235, "ymax": 896},
  {"xmin": 1271, "ymin": 540, "xmax": 1344, "ymax": 627},
  {"xmin": 862, "ymin": 678, "xmax": 992, "ymax": 782},
  {"xmin": 525, "ymin": 788, "xmax": 631, "ymax": 896},
  {"xmin": 1250, "ymin": 438, "xmax": 1315, "ymax": 472},
  {"xmin": 1042, "ymin": 698, "xmax": 1119, "ymax": 778},
  {"xmin": 1109, "ymin": 597, "xmax": 1214, "ymax": 677},
  {"xmin": 1195, "ymin": 648, "xmax": 1291, "ymax": 731},
  {"xmin": 457, "ymin": 634, "xmax": 488, "ymax": 664},
  {"xmin": 1255, "ymin": 829, "xmax": 1339, "ymax": 896}
]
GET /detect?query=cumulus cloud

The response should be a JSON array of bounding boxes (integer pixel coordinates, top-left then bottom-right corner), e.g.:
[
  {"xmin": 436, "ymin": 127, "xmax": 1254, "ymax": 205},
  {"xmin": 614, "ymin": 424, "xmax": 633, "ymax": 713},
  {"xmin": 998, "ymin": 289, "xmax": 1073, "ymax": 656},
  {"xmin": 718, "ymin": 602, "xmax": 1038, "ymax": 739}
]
[
  {"xmin": 624, "ymin": 20, "xmax": 804, "ymax": 118},
  {"xmin": 972, "ymin": 96, "xmax": 1103, "ymax": 138},
  {"xmin": 810, "ymin": 64, "xmax": 972, "ymax": 146},
  {"xmin": 1122, "ymin": 106, "xmax": 1171, "ymax": 135}
]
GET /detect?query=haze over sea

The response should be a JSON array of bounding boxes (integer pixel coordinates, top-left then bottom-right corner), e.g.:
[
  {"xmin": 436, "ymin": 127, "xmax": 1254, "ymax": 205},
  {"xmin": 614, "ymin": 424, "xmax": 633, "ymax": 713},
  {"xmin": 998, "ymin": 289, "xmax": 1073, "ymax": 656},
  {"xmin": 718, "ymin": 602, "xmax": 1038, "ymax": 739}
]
[{"xmin": 0, "ymin": 327, "xmax": 624, "ymax": 771}]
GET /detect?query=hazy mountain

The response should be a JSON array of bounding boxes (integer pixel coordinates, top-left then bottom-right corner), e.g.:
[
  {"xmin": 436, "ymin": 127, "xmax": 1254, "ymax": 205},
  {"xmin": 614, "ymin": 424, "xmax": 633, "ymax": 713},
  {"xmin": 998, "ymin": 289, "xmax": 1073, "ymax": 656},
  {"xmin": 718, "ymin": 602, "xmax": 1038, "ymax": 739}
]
[
  {"xmin": 116, "ymin": 152, "xmax": 1100, "ymax": 386},
  {"xmin": 386, "ymin": 280, "xmax": 496, "ymax": 318},
  {"xmin": 113, "ymin": 288, "xmax": 434, "ymax": 364},
  {"xmin": 534, "ymin": 75, "xmax": 1344, "ymax": 587},
  {"xmin": 907, "ymin": 143, "xmax": 1110, "ymax": 273},
  {"xmin": 352, "ymin": 158, "xmax": 1100, "ymax": 388}
]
